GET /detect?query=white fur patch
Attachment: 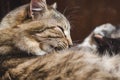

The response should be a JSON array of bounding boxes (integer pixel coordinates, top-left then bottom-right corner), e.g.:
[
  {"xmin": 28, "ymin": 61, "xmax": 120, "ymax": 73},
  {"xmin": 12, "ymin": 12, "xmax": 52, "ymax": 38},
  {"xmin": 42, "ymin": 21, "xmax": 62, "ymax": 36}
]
[
  {"xmin": 35, "ymin": 50, "xmax": 46, "ymax": 55},
  {"xmin": 32, "ymin": 8, "xmax": 43, "ymax": 11},
  {"xmin": 94, "ymin": 23, "xmax": 116, "ymax": 36},
  {"xmin": 64, "ymin": 30, "xmax": 69, "ymax": 35},
  {"xmin": 78, "ymin": 23, "xmax": 116, "ymax": 49}
]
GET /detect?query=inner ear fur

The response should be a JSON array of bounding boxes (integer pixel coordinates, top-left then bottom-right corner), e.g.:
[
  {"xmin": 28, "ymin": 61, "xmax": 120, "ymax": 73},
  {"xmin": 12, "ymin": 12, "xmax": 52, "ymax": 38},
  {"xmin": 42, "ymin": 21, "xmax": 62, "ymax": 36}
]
[{"xmin": 29, "ymin": 0, "xmax": 48, "ymax": 20}]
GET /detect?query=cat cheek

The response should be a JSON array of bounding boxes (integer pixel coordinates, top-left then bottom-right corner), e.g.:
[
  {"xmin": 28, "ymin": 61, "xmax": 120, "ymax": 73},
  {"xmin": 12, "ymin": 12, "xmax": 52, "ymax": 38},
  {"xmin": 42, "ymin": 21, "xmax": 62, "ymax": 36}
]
[{"xmin": 40, "ymin": 43, "xmax": 54, "ymax": 52}]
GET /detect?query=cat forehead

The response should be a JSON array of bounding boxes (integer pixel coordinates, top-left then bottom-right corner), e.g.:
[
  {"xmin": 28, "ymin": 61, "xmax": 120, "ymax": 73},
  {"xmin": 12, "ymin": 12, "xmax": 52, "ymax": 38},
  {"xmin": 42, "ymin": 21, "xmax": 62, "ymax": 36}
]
[
  {"xmin": 48, "ymin": 7, "xmax": 61, "ymax": 16},
  {"xmin": 48, "ymin": 9, "xmax": 70, "ymax": 28},
  {"xmin": 39, "ymin": 5, "xmax": 70, "ymax": 30}
]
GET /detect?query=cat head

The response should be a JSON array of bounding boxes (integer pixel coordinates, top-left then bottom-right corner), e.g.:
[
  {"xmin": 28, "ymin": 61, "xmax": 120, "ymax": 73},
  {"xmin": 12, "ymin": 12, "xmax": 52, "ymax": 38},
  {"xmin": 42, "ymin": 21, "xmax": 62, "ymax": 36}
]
[
  {"xmin": 0, "ymin": 0, "xmax": 73, "ymax": 53},
  {"xmin": 28, "ymin": 0, "xmax": 73, "ymax": 47},
  {"xmin": 25, "ymin": 0, "xmax": 72, "ymax": 51}
]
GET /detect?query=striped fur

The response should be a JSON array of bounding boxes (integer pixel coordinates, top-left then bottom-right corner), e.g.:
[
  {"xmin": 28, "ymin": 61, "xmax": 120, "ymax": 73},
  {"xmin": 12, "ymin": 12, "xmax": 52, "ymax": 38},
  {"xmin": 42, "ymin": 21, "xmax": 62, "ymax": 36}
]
[
  {"xmin": 0, "ymin": 23, "xmax": 120, "ymax": 80},
  {"xmin": 0, "ymin": 0, "xmax": 120, "ymax": 79},
  {"xmin": 0, "ymin": 0, "xmax": 72, "ymax": 55},
  {"xmin": 0, "ymin": 48, "xmax": 120, "ymax": 80}
]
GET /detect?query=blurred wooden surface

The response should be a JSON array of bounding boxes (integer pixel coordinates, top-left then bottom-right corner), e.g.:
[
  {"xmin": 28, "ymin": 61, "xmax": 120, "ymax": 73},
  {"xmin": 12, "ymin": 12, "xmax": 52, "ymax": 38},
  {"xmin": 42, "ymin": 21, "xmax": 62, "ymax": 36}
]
[{"xmin": 0, "ymin": 0, "xmax": 120, "ymax": 42}]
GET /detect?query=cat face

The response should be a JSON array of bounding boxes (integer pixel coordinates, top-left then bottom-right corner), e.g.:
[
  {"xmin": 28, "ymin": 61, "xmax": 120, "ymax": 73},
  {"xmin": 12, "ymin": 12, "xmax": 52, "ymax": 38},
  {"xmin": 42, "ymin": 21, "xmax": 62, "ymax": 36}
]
[
  {"xmin": 28, "ymin": 0, "xmax": 73, "ymax": 52},
  {"xmin": 29, "ymin": 0, "xmax": 73, "ymax": 47},
  {"xmin": 14, "ymin": 0, "xmax": 73, "ymax": 54},
  {"xmin": 25, "ymin": 22, "xmax": 71, "ymax": 52}
]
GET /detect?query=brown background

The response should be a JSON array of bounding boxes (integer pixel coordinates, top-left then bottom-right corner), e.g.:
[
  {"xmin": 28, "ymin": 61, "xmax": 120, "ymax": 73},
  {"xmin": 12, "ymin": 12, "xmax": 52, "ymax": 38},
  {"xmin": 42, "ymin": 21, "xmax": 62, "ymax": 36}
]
[{"xmin": 0, "ymin": 0, "xmax": 120, "ymax": 42}]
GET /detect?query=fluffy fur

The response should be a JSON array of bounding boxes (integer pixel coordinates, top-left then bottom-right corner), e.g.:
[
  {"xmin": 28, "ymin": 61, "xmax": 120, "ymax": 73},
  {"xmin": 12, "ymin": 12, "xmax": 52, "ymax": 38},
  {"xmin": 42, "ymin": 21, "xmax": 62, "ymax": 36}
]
[
  {"xmin": 0, "ymin": 23, "xmax": 120, "ymax": 80},
  {"xmin": 0, "ymin": 0, "xmax": 120, "ymax": 79},
  {"xmin": 0, "ymin": 49, "xmax": 120, "ymax": 80}
]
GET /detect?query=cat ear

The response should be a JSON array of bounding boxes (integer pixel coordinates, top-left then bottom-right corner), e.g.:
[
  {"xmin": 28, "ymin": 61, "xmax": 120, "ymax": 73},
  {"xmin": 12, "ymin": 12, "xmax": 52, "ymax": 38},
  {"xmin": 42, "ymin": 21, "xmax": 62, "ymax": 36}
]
[
  {"xmin": 51, "ymin": 2, "xmax": 57, "ymax": 9},
  {"xmin": 29, "ymin": 0, "xmax": 48, "ymax": 19}
]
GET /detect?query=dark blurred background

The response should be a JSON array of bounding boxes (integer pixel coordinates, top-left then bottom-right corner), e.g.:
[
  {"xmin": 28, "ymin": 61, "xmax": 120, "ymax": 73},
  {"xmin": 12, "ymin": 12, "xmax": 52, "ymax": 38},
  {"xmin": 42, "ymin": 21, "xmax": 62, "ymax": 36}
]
[{"xmin": 0, "ymin": 0, "xmax": 120, "ymax": 42}]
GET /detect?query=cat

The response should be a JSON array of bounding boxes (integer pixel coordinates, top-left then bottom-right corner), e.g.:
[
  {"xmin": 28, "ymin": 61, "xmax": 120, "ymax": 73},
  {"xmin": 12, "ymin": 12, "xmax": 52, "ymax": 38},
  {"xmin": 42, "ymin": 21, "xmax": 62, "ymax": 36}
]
[
  {"xmin": 92, "ymin": 24, "xmax": 120, "ymax": 55},
  {"xmin": 0, "ymin": 23, "xmax": 120, "ymax": 80},
  {"xmin": 0, "ymin": 0, "xmax": 73, "ymax": 55},
  {"xmin": 77, "ymin": 23, "xmax": 116, "ymax": 52},
  {"xmin": 79, "ymin": 23, "xmax": 120, "ymax": 55}
]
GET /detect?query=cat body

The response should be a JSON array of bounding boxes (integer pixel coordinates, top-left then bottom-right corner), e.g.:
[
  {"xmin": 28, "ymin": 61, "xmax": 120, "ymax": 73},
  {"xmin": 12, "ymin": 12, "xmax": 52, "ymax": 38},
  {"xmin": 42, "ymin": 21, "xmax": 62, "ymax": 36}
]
[
  {"xmin": 0, "ymin": 0, "xmax": 72, "ymax": 55},
  {"xmin": 0, "ymin": 23, "xmax": 120, "ymax": 80},
  {"xmin": 0, "ymin": 0, "xmax": 120, "ymax": 79},
  {"xmin": 0, "ymin": 45, "xmax": 120, "ymax": 80}
]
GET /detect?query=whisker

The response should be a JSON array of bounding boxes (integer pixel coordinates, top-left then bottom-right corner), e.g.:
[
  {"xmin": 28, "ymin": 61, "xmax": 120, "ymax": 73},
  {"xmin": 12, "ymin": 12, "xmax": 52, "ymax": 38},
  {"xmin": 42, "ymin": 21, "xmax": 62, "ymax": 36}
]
[
  {"xmin": 60, "ymin": 43, "xmax": 65, "ymax": 49},
  {"xmin": 73, "ymin": 40, "xmax": 81, "ymax": 45},
  {"xmin": 63, "ymin": 7, "xmax": 68, "ymax": 15},
  {"xmin": 73, "ymin": 40, "xmax": 81, "ymax": 42}
]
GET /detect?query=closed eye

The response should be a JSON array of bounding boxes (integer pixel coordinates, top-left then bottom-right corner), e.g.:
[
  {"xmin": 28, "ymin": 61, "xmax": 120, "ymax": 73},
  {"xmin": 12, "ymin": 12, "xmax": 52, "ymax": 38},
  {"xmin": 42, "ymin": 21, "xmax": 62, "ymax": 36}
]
[
  {"xmin": 30, "ymin": 27, "xmax": 55, "ymax": 34},
  {"xmin": 58, "ymin": 26, "xmax": 64, "ymax": 32}
]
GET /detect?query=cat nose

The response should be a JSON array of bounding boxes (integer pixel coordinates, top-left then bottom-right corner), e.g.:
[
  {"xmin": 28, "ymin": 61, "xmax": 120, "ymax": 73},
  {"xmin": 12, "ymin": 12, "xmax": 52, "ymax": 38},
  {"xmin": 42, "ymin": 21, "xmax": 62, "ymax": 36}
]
[
  {"xmin": 67, "ymin": 37, "xmax": 73, "ymax": 46},
  {"xmin": 66, "ymin": 37, "xmax": 73, "ymax": 48},
  {"xmin": 67, "ymin": 38, "xmax": 73, "ymax": 48}
]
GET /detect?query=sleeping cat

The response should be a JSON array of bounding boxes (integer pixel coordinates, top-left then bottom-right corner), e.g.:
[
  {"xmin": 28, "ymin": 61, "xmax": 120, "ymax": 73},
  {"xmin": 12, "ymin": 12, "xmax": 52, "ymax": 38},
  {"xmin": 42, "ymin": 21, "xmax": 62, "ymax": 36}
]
[
  {"xmin": 92, "ymin": 24, "xmax": 120, "ymax": 55},
  {"xmin": 0, "ymin": 0, "xmax": 72, "ymax": 55},
  {"xmin": 79, "ymin": 23, "xmax": 120, "ymax": 55},
  {"xmin": 0, "ymin": 23, "xmax": 120, "ymax": 80},
  {"xmin": 77, "ymin": 23, "xmax": 116, "ymax": 52}
]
